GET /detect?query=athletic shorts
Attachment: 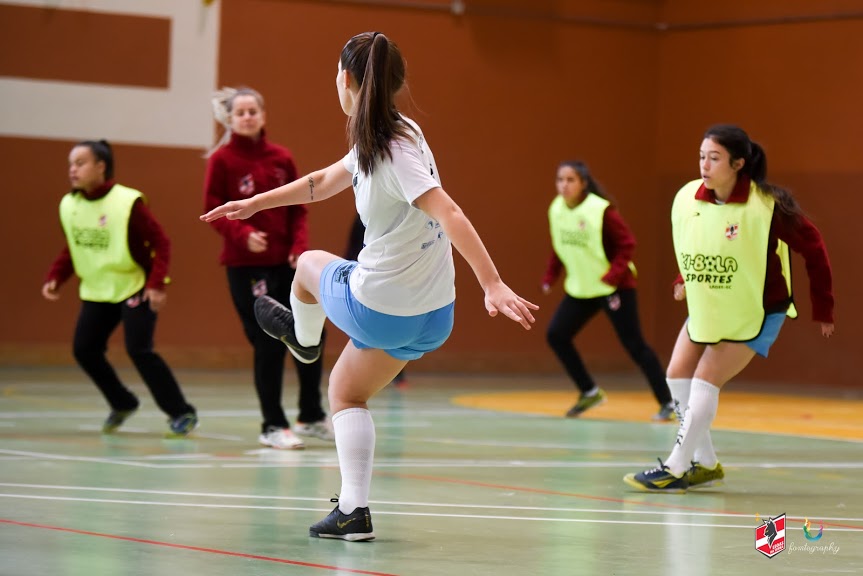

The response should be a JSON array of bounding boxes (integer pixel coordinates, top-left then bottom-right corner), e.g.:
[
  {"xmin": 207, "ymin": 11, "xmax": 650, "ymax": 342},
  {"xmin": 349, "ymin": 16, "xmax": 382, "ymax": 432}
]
[
  {"xmin": 319, "ymin": 259, "xmax": 454, "ymax": 361},
  {"xmin": 744, "ymin": 312, "xmax": 786, "ymax": 357}
]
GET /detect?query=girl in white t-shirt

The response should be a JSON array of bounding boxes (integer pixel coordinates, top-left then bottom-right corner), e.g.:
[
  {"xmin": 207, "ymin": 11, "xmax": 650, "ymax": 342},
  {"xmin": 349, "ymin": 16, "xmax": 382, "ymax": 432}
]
[{"xmin": 201, "ymin": 31, "xmax": 537, "ymax": 541}]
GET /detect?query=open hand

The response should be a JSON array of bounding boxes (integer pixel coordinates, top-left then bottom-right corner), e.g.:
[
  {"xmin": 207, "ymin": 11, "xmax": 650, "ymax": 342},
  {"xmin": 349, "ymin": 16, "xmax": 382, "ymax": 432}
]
[
  {"xmin": 200, "ymin": 198, "xmax": 257, "ymax": 222},
  {"xmin": 821, "ymin": 322, "xmax": 834, "ymax": 338},
  {"xmin": 484, "ymin": 281, "xmax": 539, "ymax": 330}
]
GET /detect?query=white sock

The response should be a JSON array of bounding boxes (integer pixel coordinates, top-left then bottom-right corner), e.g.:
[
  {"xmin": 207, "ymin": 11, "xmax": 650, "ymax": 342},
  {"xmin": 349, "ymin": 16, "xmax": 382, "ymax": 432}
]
[
  {"xmin": 664, "ymin": 378, "xmax": 719, "ymax": 476},
  {"xmin": 333, "ymin": 408, "xmax": 375, "ymax": 514},
  {"xmin": 666, "ymin": 378, "xmax": 691, "ymax": 422},
  {"xmin": 667, "ymin": 377, "xmax": 718, "ymax": 468},
  {"xmin": 290, "ymin": 290, "xmax": 326, "ymax": 347},
  {"xmin": 584, "ymin": 387, "xmax": 599, "ymax": 397}
]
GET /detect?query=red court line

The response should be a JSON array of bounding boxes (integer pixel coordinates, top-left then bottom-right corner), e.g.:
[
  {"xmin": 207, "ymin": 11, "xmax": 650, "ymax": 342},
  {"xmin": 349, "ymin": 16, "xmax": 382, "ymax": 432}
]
[
  {"xmin": 0, "ymin": 519, "xmax": 398, "ymax": 575},
  {"xmin": 373, "ymin": 471, "xmax": 863, "ymax": 530}
]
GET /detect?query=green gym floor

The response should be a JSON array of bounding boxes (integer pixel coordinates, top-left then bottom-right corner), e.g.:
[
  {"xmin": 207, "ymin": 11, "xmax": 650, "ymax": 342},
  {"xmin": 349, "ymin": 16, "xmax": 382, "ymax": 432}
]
[{"xmin": 1, "ymin": 368, "xmax": 861, "ymax": 575}]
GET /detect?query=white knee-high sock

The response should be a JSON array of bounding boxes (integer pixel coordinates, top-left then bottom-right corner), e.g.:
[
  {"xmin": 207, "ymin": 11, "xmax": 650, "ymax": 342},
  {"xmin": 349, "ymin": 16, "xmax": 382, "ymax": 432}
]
[
  {"xmin": 290, "ymin": 290, "xmax": 326, "ymax": 347},
  {"xmin": 667, "ymin": 377, "xmax": 718, "ymax": 468},
  {"xmin": 666, "ymin": 378, "xmax": 691, "ymax": 423},
  {"xmin": 694, "ymin": 429, "xmax": 718, "ymax": 468},
  {"xmin": 333, "ymin": 408, "xmax": 375, "ymax": 514},
  {"xmin": 664, "ymin": 378, "xmax": 719, "ymax": 476}
]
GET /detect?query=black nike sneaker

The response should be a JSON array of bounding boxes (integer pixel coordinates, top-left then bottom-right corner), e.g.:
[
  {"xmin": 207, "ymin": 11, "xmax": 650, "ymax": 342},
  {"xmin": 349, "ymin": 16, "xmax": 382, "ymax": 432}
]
[
  {"xmin": 254, "ymin": 295, "xmax": 322, "ymax": 364},
  {"xmin": 309, "ymin": 500, "xmax": 375, "ymax": 542}
]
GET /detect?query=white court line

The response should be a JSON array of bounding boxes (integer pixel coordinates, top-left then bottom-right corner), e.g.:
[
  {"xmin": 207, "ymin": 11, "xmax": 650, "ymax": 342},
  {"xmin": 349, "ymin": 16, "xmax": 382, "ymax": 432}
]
[
  {"xmin": 4, "ymin": 447, "xmax": 860, "ymax": 471},
  {"xmin": 1, "ymin": 492, "xmax": 862, "ymax": 531},
  {"xmin": 2, "ymin": 483, "xmax": 862, "ymax": 525},
  {"xmin": 78, "ymin": 425, "xmax": 150, "ymax": 433},
  {"xmin": 190, "ymin": 432, "xmax": 245, "ymax": 441},
  {"xmin": 0, "ymin": 449, "xmax": 158, "ymax": 468}
]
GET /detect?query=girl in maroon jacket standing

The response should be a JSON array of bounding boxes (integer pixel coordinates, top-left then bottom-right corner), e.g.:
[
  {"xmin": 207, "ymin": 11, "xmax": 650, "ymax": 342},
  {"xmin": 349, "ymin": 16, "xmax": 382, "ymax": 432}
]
[
  {"xmin": 204, "ymin": 87, "xmax": 331, "ymax": 449},
  {"xmin": 542, "ymin": 161, "xmax": 674, "ymax": 420}
]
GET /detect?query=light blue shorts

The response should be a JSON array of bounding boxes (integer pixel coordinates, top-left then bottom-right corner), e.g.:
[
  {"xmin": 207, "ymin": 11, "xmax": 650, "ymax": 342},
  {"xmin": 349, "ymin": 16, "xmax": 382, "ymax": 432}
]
[
  {"xmin": 319, "ymin": 259, "xmax": 455, "ymax": 361},
  {"xmin": 744, "ymin": 312, "xmax": 786, "ymax": 357}
]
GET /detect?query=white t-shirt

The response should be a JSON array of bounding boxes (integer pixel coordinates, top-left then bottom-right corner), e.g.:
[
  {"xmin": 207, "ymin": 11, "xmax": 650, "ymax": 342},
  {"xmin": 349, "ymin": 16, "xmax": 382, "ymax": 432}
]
[{"xmin": 342, "ymin": 117, "xmax": 456, "ymax": 316}]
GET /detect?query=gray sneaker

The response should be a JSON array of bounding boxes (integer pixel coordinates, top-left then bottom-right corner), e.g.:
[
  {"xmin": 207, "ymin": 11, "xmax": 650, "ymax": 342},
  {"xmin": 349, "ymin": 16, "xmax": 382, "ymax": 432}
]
[
  {"xmin": 294, "ymin": 419, "xmax": 335, "ymax": 441},
  {"xmin": 652, "ymin": 402, "xmax": 677, "ymax": 422},
  {"xmin": 565, "ymin": 388, "xmax": 607, "ymax": 417}
]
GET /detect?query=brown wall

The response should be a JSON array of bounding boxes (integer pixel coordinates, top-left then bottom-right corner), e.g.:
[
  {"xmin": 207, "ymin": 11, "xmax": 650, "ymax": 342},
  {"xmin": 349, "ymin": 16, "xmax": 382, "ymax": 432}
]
[{"xmin": 1, "ymin": 0, "xmax": 859, "ymax": 386}]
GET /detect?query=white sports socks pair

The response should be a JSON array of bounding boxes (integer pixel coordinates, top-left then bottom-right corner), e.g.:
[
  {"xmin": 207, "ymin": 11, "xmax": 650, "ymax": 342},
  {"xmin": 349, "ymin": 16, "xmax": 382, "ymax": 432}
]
[{"xmin": 665, "ymin": 377, "xmax": 720, "ymax": 476}]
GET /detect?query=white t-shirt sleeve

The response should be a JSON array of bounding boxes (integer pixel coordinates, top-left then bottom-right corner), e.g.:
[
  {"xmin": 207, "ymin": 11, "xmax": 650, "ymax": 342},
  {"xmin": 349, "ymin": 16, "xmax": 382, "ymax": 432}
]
[
  {"xmin": 390, "ymin": 140, "xmax": 440, "ymax": 205},
  {"xmin": 342, "ymin": 147, "xmax": 357, "ymax": 175}
]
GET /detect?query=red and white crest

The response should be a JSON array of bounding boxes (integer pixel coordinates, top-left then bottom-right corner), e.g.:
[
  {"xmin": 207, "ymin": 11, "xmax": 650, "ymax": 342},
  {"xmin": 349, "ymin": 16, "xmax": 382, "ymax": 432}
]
[
  {"xmin": 725, "ymin": 222, "xmax": 739, "ymax": 240},
  {"xmin": 755, "ymin": 513, "xmax": 786, "ymax": 558},
  {"xmin": 239, "ymin": 174, "xmax": 255, "ymax": 196}
]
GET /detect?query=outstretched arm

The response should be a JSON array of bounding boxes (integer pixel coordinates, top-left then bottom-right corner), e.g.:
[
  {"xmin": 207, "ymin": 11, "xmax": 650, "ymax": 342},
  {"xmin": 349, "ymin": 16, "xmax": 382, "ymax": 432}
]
[
  {"xmin": 414, "ymin": 187, "xmax": 538, "ymax": 330},
  {"xmin": 200, "ymin": 160, "xmax": 352, "ymax": 222}
]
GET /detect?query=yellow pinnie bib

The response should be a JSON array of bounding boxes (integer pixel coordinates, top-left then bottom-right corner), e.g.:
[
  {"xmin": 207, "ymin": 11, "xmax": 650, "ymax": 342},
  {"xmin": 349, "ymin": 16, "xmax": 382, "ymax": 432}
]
[
  {"xmin": 59, "ymin": 184, "xmax": 146, "ymax": 303},
  {"xmin": 549, "ymin": 193, "xmax": 630, "ymax": 298},
  {"xmin": 672, "ymin": 179, "xmax": 796, "ymax": 344}
]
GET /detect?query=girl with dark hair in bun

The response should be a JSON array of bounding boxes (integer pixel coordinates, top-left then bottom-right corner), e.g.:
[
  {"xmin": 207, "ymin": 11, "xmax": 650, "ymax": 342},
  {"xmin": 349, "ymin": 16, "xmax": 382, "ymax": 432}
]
[
  {"xmin": 624, "ymin": 124, "xmax": 834, "ymax": 493},
  {"xmin": 42, "ymin": 140, "xmax": 198, "ymax": 437},
  {"xmin": 202, "ymin": 32, "xmax": 538, "ymax": 540}
]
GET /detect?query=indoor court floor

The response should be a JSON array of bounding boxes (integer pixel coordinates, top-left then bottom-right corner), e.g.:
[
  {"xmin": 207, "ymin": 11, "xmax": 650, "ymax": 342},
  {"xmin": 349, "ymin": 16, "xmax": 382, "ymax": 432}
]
[{"xmin": 1, "ymin": 367, "xmax": 861, "ymax": 575}]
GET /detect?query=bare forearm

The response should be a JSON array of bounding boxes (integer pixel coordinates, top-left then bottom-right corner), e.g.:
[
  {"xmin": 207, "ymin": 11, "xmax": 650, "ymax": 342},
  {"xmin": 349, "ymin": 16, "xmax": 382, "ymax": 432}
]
[
  {"xmin": 252, "ymin": 162, "xmax": 348, "ymax": 211},
  {"xmin": 439, "ymin": 204, "xmax": 501, "ymax": 290}
]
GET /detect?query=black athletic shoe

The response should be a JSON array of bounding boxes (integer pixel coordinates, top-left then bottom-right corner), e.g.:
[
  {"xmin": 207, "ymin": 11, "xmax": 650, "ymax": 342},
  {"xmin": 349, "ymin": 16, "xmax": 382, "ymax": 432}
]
[
  {"xmin": 309, "ymin": 499, "xmax": 375, "ymax": 541},
  {"xmin": 254, "ymin": 295, "xmax": 322, "ymax": 364}
]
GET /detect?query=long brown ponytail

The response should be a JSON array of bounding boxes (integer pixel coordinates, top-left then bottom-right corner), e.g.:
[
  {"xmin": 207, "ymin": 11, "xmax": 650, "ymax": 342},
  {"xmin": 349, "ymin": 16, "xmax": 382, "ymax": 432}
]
[{"xmin": 341, "ymin": 32, "xmax": 415, "ymax": 175}]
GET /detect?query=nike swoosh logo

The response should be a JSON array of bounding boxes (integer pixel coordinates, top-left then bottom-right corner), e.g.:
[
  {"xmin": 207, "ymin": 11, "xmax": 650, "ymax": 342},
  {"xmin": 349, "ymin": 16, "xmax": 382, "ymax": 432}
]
[{"xmin": 337, "ymin": 518, "xmax": 356, "ymax": 529}]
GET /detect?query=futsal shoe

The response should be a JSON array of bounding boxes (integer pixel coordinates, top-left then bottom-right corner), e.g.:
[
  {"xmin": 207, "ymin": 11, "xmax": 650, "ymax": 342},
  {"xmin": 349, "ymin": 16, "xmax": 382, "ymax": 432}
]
[
  {"xmin": 254, "ymin": 295, "xmax": 322, "ymax": 364},
  {"xmin": 259, "ymin": 426, "xmax": 305, "ymax": 449},
  {"xmin": 623, "ymin": 458, "xmax": 689, "ymax": 493},
  {"xmin": 294, "ymin": 419, "xmax": 335, "ymax": 442},
  {"xmin": 101, "ymin": 407, "xmax": 139, "ymax": 434},
  {"xmin": 565, "ymin": 388, "xmax": 607, "ymax": 417},
  {"xmin": 651, "ymin": 402, "xmax": 677, "ymax": 422},
  {"xmin": 310, "ymin": 500, "xmax": 375, "ymax": 541},
  {"xmin": 166, "ymin": 412, "xmax": 198, "ymax": 437},
  {"xmin": 687, "ymin": 461, "xmax": 725, "ymax": 489}
]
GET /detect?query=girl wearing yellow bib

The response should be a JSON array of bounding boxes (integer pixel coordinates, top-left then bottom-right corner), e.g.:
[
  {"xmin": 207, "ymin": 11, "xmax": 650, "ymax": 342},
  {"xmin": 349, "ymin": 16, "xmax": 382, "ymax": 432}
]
[
  {"xmin": 543, "ymin": 161, "xmax": 673, "ymax": 420},
  {"xmin": 42, "ymin": 140, "xmax": 198, "ymax": 437},
  {"xmin": 624, "ymin": 125, "xmax": 834, "ymax": 493}
]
